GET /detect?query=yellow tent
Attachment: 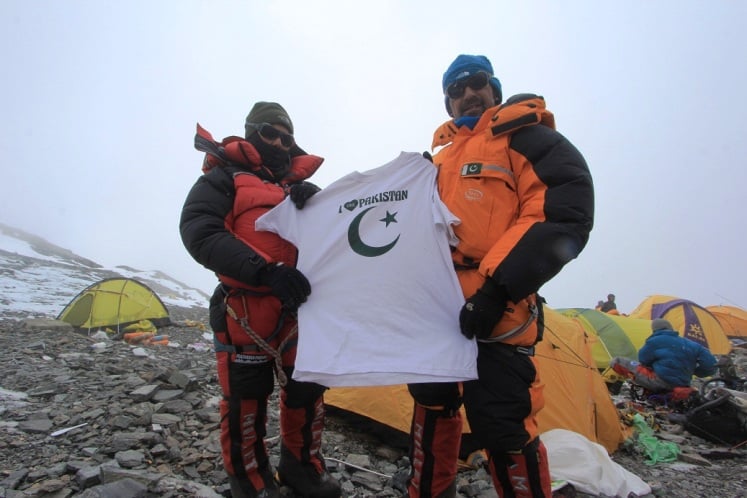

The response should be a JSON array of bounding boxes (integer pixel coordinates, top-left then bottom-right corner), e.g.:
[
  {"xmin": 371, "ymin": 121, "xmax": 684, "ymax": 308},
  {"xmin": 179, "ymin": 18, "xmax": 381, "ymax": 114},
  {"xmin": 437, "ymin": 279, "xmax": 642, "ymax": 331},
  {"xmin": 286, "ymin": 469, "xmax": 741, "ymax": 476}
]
[
  {"xmin": 325, "ymin": 307, "xmax": 627, "ymax": 454},
  {"xmin": 57, "ymin": 278, "xmax": 171, "ymax": 332},
  {"xmin": 706, "ymin": 305, "xmax": 747, "ymax": 338},
  {"xmin": 629, "ymin": 295, "xmax": 731, "ymax": 355}
]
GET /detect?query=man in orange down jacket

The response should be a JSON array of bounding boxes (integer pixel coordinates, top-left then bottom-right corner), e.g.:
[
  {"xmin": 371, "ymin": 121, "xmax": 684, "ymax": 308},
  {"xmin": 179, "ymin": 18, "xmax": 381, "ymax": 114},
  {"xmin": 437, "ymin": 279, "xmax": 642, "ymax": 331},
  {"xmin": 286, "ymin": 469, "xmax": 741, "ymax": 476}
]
[
  {"xmin": 180, "ymin": 102, "xmax": 341, "ymax": 498},
  {"xmin": 395, "ymin": 55, "xmax": 595, "ymax": 497}
]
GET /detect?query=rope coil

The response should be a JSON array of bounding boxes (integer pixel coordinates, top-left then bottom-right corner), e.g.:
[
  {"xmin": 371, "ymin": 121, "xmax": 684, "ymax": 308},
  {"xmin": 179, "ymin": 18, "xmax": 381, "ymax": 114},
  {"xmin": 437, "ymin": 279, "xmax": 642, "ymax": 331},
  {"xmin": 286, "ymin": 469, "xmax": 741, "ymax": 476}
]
[{"xmin": 224, "ymin": 296, "xmax": 297, "ymax": 387}]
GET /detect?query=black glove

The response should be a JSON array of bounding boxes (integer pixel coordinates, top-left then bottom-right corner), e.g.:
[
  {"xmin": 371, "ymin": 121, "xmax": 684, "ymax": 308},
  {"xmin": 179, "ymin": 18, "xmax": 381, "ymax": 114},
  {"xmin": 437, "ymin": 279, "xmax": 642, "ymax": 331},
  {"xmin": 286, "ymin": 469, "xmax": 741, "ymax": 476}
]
[
  {"xmin": 289, "ymin": 181, "xmax": 321, "ymax": 209},
  {"xmin": 459, "ymin": 278, "xmax": 508, "ymax": 340},
  {"xmin": 258, "ymin": 263, "xmax": 311, "ymax": 312},
  {"xmin": 422, "ymin": 151, "xmax": 433, "ymax": 162}
]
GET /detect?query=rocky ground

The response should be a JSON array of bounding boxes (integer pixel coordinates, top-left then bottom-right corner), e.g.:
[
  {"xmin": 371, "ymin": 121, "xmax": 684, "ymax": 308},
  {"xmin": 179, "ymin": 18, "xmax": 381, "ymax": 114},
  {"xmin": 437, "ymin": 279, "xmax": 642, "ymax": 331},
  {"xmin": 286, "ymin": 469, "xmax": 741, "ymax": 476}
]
[{"xmin": 0, "ymin": 306, "xmax": 745, "ymax": 497}]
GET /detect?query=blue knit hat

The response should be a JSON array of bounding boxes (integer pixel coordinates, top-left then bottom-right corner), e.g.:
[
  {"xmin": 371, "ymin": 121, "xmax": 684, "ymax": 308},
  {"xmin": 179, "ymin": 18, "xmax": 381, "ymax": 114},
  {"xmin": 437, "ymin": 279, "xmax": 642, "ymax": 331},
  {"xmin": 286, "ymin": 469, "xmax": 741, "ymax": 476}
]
[
  {"xmin": 442, "ymin": 54, "xmax": 502, "ymax": 115},
  {"xmin": 441, "ymin": 54, "xmax": 502, "ymax": 100}
]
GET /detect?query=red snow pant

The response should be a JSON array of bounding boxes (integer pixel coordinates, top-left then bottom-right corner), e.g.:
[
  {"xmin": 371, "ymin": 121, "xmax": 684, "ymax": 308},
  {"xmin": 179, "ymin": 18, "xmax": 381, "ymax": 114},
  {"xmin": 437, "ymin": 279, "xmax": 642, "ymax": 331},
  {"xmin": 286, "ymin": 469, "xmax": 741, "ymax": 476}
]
[
  {"xmin": 406, "ymin": 342, "xmax": 551, "ymax": 497},
  {"xmin": 610, "ymin": 357, "xmax": 674, "ymax": 393},
  {"xmin": 209, "ymin": 286, "xmax": 328, "ymax": 492}
]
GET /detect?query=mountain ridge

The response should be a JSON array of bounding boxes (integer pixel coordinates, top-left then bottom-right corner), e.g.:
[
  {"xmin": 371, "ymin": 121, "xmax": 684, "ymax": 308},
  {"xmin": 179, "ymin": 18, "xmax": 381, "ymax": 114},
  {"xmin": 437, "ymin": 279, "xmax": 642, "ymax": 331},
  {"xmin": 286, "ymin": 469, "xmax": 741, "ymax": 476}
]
[{"xmin": 0, "ymin": 221, "xmax": 209, "ymax": 317}]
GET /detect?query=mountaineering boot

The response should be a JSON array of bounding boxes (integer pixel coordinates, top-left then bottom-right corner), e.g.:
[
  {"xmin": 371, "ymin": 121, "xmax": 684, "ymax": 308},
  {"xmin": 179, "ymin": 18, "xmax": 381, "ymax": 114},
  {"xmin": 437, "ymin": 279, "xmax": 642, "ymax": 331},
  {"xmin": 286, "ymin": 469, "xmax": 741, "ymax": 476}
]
[
  {"xmin": 392, "ymin": 468, "xmax": 456, "ymax": 498},
  {"xmin": 277, "ymin": 388, "xmax": 340, "ymax": 498},
  {"xmin": 227, "ymin": 465, "xmax": 278, "ymax": 498},
  {"xmin": 403, "ymin": 402, "xmax": 461, "ymax": 497},
  {"xmin": 487, "ymin": 437, "xmax": 552, "ymax": 498},
  {"xmin": 436, "ymin": 480, "xmax": 457, "ymax": 498},
  {"xmin": 276, "ymin": 444, "xmax": 341, "ymax": 498},
  {"xmin": 220, "ymin": 395, "xmax": 278, "ymax": 498}
]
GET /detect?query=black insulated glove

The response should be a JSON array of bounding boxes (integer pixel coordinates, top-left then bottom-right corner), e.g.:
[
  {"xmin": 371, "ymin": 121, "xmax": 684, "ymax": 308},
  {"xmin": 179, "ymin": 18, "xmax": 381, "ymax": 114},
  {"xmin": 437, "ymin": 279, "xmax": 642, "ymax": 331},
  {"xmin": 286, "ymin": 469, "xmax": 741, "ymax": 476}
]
[
  {"xmin": 258, "ymin": 263, "xmax": 311, "ymax": 312},
  {"xmin": 289, "ymin": 181, "xmax": 321, "ymax": 209},
  {"xmin": 459, "ymin": 278, "xmax": 508, "ymax": 340}
]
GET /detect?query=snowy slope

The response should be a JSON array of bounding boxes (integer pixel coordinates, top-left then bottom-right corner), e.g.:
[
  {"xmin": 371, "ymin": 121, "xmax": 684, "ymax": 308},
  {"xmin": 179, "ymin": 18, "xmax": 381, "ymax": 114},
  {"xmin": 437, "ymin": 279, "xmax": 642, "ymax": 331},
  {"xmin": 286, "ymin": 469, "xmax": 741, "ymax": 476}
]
[{"xmin": 0, "ymin": 222, "xmax": 209, "ymax": 317}]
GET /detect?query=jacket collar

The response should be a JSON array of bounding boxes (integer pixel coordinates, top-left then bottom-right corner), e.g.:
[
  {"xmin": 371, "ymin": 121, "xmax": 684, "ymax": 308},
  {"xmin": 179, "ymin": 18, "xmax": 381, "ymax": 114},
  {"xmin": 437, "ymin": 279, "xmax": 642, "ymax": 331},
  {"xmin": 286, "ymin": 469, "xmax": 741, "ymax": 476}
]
[
  {"xmin": 430, "ymin": 94, "xmax": 553, "ymax": 150},
  {"xmin": 431, "ymin": 103, "xmax": 501, "ymax": 149}
]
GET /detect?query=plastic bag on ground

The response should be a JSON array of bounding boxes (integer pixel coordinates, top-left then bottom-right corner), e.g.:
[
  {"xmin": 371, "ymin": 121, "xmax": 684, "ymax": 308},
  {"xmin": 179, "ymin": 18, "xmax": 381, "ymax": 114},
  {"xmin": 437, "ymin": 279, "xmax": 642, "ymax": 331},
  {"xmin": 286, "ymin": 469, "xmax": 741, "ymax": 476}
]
[
  {"xmin": 543, "ymin": 428, "xmax": 652, "ymax": 498},
  {"xmin": 631, "ymin": 413, "xmax": 680, "ymax": 464}
]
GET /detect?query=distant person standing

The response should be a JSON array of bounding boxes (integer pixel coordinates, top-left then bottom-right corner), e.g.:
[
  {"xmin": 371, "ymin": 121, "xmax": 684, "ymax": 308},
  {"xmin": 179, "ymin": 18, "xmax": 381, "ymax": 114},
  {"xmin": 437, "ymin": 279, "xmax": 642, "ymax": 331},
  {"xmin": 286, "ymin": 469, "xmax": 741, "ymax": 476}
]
[{"xmin": 600, "ymin": 293, "xmax": 617, "ymax": 313}]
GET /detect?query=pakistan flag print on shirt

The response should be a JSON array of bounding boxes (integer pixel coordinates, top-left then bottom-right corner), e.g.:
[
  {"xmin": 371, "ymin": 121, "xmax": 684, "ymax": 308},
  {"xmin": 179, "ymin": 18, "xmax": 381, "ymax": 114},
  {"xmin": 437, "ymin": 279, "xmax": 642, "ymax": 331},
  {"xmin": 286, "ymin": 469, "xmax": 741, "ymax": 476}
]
[
  {"xmin": 255, "ymin": 151, "xmax": 478, "ymax": 387},
  {"xmin": 341, "ymin": 189, "xmax": 408, "ymax": 257}
]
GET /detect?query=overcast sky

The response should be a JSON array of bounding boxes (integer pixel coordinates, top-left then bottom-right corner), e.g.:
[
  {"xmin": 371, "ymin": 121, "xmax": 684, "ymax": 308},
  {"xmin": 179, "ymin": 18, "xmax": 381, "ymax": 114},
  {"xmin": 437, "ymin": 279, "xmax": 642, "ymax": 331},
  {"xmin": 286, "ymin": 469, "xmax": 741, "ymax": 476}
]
[{"xmin": 2, "ymin": 1, "xmax": 745, "ymax": 314}]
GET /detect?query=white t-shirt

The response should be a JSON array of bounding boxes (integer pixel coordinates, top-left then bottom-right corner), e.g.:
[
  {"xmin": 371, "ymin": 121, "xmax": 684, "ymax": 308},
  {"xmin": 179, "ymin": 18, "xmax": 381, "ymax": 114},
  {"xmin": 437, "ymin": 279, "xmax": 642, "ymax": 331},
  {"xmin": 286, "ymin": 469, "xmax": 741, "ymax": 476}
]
[{"xmin": 256, "ymin": 151, "xmax": 477, "ymax": 387}]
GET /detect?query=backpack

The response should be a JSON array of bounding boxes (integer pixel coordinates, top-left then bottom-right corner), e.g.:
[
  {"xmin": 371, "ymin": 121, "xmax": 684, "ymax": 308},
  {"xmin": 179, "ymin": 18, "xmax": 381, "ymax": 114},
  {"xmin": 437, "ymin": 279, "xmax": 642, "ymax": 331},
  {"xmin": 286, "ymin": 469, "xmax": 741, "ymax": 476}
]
[{"xmin": 678, "ymin": 391, "xmax": 747, "ymax": 445}]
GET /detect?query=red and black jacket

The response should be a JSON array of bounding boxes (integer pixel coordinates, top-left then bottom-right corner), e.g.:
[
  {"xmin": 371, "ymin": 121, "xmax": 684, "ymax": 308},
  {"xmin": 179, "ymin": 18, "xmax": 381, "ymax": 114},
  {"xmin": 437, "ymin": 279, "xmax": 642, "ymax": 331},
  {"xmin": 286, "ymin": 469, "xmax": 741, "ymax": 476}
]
[{"xmin": 179, "ymin": 124, "xmax": 323, "ymax": 290}]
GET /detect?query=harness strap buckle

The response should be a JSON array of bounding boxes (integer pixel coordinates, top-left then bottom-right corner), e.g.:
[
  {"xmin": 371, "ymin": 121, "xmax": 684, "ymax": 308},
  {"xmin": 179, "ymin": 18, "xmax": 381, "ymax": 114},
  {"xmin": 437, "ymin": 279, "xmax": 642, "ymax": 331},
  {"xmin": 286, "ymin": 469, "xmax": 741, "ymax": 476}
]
[
  {"xmin": 515, "ymin": 345, "xmax": 535, "ymax": 356},
  {"xmin": 213, "ymin": 337, "xmax": 262, "ymax": 354}
]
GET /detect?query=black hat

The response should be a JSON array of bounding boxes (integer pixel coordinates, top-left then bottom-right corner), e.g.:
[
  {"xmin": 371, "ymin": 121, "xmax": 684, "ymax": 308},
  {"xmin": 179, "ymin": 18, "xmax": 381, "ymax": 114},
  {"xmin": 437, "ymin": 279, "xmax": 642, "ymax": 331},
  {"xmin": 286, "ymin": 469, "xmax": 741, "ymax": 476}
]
[{"xmin": 245, "ymin": 102, "xmax": 294, "ymax": 137}]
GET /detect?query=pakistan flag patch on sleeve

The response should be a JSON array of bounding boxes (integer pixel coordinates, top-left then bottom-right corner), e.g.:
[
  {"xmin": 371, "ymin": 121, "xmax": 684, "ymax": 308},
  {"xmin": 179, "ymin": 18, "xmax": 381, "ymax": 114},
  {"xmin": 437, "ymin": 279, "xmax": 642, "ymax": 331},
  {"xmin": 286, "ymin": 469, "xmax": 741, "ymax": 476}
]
[{"xmin": 461, "ymin": 163, "xmax": 482, "ymax": 176}]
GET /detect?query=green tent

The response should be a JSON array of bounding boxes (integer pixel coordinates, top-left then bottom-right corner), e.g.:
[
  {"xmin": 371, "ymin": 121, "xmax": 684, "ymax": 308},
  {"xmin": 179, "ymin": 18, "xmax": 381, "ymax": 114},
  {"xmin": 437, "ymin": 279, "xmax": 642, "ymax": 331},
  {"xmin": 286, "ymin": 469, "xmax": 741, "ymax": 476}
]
[
  {"xmin": 57, "ymin": 278, "xmax": 171, "ymax": 332},
  {"xmin": 557, "ymin": 308, "xmax": 652, "ymax": 379}
]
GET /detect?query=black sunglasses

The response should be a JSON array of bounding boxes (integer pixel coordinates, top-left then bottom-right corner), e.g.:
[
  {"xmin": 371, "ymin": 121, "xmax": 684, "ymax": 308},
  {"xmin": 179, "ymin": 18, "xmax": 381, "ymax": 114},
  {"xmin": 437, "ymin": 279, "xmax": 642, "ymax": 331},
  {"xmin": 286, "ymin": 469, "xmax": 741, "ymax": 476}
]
[
  {"xmin": 247, "ymin": 123, "xmax": 295, "ymax": 147},
  {"xmin": 446, "ymin": 71, "xmax": 490, "ymax": 99}
]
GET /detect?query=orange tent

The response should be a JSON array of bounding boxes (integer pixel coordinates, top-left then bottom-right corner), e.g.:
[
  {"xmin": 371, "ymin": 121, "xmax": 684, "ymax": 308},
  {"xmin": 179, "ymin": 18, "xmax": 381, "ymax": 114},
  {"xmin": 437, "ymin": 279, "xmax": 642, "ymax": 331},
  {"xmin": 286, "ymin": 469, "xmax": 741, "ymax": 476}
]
[
  {"xmin": 706, "ymin": 305, "xmax": 747, "ymax": 338},
  {"xmin": 325, "ymin": 307, "xmax": 627, "ymax": 454}
]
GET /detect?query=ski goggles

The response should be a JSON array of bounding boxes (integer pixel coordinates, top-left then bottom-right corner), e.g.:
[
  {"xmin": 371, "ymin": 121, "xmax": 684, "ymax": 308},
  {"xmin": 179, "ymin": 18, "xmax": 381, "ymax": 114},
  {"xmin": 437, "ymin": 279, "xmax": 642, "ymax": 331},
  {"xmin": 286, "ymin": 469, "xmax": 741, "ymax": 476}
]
[
  {"xmin": 445, "ymin": 71, "xmax": 491, "ymax": 99},
  {"xmin": 247, "ymin": 123, "xmax": 295, "ymax": 147}
]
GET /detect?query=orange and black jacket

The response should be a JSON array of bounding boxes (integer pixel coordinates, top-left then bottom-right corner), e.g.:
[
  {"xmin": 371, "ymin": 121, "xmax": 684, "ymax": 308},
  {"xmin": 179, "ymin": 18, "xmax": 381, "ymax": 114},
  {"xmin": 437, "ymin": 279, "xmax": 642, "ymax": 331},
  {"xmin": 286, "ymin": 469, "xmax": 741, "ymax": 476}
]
[
  {"xmin": 432, "ymin": 94, "xmax": 594, "ymax": 344},
  {"xmin": 179, "ymin": 124, "xmax": 323, "ymax": 290}
]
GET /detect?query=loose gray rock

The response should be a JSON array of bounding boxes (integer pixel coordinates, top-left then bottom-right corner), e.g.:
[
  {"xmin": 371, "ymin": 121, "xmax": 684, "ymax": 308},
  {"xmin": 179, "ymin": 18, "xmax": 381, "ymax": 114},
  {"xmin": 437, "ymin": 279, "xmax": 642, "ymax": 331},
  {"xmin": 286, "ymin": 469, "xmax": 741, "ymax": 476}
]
[{"xmin": 0, "ymin": 308, "xmax": 745, "ymax": 497}]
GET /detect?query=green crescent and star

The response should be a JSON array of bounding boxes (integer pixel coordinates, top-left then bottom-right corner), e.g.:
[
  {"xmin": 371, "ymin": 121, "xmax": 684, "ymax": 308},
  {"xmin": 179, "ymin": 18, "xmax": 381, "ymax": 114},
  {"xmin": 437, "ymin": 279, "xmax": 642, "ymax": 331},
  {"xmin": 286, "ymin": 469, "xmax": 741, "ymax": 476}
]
[{"xmin": 347, "ymin": 206, "xmax": 400, "ymax": 257}]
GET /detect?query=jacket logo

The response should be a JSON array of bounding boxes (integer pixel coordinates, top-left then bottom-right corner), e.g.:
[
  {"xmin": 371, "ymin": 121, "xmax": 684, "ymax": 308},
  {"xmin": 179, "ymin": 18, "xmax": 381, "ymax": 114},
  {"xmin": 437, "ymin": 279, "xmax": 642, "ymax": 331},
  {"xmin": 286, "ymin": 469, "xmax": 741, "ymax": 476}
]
[
  {"xmin": 464, "ymin": 188, "xmax": 483, "ymax": 201},
  {"xmin": 461, "ymin": 163, "xmax": 482, "ymax": 176}
]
